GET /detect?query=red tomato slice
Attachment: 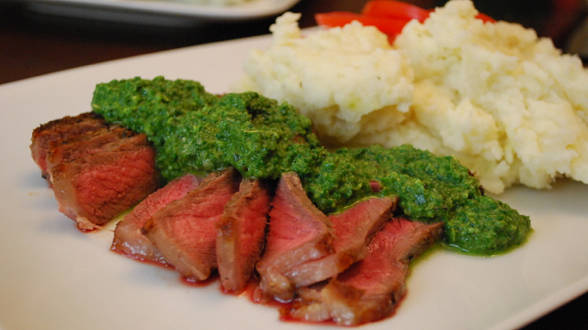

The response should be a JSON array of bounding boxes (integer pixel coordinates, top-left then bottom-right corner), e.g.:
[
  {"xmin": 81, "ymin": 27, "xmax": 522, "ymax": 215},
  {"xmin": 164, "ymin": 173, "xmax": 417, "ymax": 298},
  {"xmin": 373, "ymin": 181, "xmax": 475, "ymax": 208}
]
[
  {"xmin": 475, "ymin": 13, "xmax": 496, "ymax": 23},
  {"xmin": 315, "ymin": 12, "xmax": 410, "ymax": 41},
  {"xmin": 361, "ymin": 0, "xmax": 430, "ymax": 22},
  {"xmin": 361, "ymin": 0, "xmax": 495, "ymax": 23},
  {"xmin": 315, "ymin": 2, "xmax": 496, "ymax": 43}
]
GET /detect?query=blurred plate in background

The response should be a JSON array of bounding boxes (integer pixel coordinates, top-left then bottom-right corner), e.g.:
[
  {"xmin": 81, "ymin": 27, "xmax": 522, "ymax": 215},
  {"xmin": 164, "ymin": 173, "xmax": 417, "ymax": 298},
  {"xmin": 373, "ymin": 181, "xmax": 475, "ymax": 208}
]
[{"xmin": 23, "ymin": 0, "xmax": 301, "ymax": 25}]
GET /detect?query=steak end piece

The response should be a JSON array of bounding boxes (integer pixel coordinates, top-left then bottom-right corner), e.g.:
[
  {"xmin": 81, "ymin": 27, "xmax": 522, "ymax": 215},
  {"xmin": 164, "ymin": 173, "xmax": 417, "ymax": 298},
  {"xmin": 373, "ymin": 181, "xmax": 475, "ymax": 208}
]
[
  {"xmin": 256, "ymin": 172, "xmax": 334, "ymax": 302},
  {"xmin": 44, "ymin": 125, "xmax": 129, "ymax": 179},
  {"xmin": 216, "ymin": 179, "xmax": 271, "ymax": 293},
  {"xmin": 50, "ymin": 133, "xmax": 159, "ymax": 231},
  {"xmin": 31, "ymin": 113, "xmax": 160, "ymax": 231},
  {"xmin": 112, "ymin": 174, "xmax": 202, "ymax": 265},
  {"xmin": 288, "ymin": 218, "xmax": 443, "ymax": 326},
  {"xmin": 30, "ymin": 112, "xmax": 107, "ymax": 180},
  {"xmin": 143, "ymin": 169, "xmax": 239, "ymax": 281}
]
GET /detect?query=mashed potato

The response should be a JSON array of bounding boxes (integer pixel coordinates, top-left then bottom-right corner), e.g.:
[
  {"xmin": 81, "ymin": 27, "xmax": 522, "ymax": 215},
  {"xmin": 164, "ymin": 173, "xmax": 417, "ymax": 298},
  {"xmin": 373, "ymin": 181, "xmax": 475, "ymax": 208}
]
[
  {"xmin": 240, "ymin": 0, "xmax": 588, "ymax": 194},
  {"xmin": 240, "ymin": 12, "xmax": 414, "ymax": 143}
]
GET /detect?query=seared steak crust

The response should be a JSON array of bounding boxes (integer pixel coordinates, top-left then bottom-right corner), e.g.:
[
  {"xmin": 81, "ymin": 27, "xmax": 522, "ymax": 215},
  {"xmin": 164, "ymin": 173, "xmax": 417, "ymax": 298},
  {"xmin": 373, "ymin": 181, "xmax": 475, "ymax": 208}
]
[
  {"xmin": 31, "ymin": 113, "xmax": 159, "ymax": 231},
  {"xmin": 44, "ymin": 126, "xmax": 130, "ymax": 177},
  {"xmin": 31, "ymin": 112, "xmax": 107, "ymax": 179}
]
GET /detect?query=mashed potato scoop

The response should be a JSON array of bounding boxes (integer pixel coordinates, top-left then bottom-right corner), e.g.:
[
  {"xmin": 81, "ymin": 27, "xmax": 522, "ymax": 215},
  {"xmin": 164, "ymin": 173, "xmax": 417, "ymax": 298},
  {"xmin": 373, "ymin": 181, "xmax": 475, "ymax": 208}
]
[{"xmin": 239, "ymin": 0, "xmax": 588, "ymax": 194}]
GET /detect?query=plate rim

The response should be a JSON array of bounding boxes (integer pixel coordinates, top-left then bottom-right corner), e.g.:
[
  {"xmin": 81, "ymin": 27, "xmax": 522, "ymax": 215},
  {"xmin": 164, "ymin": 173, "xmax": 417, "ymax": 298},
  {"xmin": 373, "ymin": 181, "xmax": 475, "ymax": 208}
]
[
  {"xmin": 25, "ymin": 0, "xmax": 302, "ymax": 21},
  {"xmin": 1, "ymin": 32, "xmax": 587, "ymax": 330}
]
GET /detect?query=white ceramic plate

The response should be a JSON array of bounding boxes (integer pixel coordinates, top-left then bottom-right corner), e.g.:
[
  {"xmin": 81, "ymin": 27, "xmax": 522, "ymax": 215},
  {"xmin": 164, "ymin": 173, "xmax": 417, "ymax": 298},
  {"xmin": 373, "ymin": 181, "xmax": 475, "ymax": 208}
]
[
  {"xmin": 0, "ymin": 34, "xmax": 587, "ymax": 330},
  {"xmin": 24, "ymin": 0, "xmax": 301, "ymax": 24}
]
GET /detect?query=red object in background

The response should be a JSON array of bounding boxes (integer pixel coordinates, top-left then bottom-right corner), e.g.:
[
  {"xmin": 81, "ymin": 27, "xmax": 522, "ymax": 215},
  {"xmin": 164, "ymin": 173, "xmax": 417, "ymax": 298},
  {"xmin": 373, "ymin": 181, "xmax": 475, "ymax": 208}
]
[
  {"xmin": 362, "ymin": 0, "xmax": 495, "ymax": 23},
  {"xmin": 315, "ymin": 0, "xmax": 496, "ymax": 43},
  {"xmin": 474, "ymin": 12, "xmax": 496, "ymax": 23},
  {"xmin": 361, "ymin": 0, "xmax": 430, "ymax": 22},
  {"xmin": 315, "ymin": 12, "xmax": 409, "ymax": 42},
  {"xmin": 314, "ymin": 12, "xmax": 410, "ymax": 34}
]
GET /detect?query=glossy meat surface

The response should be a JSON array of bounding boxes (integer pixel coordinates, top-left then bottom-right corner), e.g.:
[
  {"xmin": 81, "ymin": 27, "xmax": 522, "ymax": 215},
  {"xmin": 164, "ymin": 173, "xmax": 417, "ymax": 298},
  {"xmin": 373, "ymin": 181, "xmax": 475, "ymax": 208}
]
[
  {"xmin": 216, "ymin": 179, "xmax": 270, "ymax": 292},
  {"xmin": 289, "ymin": 218, "xmax": 443, "ymax": 325},
  {"xmin": 112, "ymin": 174, "xmax": 202, "ymax": 265},
  {"xmin": 143, "ymin": 169, "xmax": 238, "ymax": 281},
  {"xmin": 256, "ymin": 172, "xmax": 333, "ymax": 302},
  {"xmin": 285, "ymin": 196, "xmax": 397, "ymax": 287},
  {"xmin": 50, "ymin": 133, "xmax": 158, "ymax": 231}
]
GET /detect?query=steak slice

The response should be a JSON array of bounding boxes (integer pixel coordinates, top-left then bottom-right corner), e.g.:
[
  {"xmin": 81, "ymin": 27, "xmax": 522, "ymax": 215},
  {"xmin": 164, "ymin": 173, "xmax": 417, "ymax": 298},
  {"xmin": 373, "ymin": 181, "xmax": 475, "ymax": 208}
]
[
  {"xmin": 44, "ymin": 125, "xmax": 130, "ymax": 178},
  {"xmin": 30, "ymin": 112, "xmax": 107, "ymax": 179},
  {"xmin": 285, "ymin": 196, "xmax": 397, "ymax": 287},
  {"xmin": 50, "ymin": 133, "xmax": 159, "ymax": 231},
  {"xmin": 112, "ymin": 174, "xmax": 202, "ymax": 265},
  {"xmin": 216, "ymin": 179, "xmax": 271, "ymax": 293},
  {"xmin": 256, "ymin": 172, "xmax": 333, "ymax": 302},
  {"xmin": 289, "ymin": 218, "xmax": 443, "ymax": 326},
  {"xmin": 143, "ymin": 169, "xmax": 239, "ymax": 281}
]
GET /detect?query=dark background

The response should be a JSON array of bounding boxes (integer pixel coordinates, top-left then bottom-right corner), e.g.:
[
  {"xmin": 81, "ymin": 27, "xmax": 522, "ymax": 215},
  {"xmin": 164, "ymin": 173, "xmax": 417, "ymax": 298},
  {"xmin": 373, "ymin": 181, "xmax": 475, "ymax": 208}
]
[
  {"xmin": 1, "ymin": 0, "xmax": 587, "ymax": 328},
  {"xmin": 1, "ymin": 0, "xmax": 586, "ymax": 84}
]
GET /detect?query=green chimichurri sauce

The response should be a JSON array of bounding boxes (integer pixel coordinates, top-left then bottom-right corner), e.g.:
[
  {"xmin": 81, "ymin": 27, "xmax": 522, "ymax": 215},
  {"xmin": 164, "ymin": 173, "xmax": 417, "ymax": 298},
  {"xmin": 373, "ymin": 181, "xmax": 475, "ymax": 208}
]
[
  {"xmin": 91, "ymin": 76, "xmax": 531, "ymax": 255},
  {"xmin": 91, "ymin": 76, "xmax": 325, "ymax": 180}
]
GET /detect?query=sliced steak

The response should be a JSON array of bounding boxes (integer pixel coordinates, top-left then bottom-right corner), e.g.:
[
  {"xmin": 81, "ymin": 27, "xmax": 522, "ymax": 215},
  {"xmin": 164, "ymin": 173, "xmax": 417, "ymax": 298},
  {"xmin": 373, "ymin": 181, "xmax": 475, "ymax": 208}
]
[
  {"xmin": 112, "ymin": 174, "xmax": 202, "ymax": 265},
  {"xmin": 44, "ymin": 125, "xmax": 130, "ymax": 178},
  {"xmin": 31, "ymin": 112, "xmax": 107, "ymax": 179},
  {"xmin": 256, "ymin": 172, "xmax": 333, "ymax": 302},
  {"xmin": 285, "ymin": 196, "xmax": 397, "ymax": 287},
  {"xmin": 288, "ymin": 218, "xmax": 443, "ymax": 326},
  {"xmin": 31, "ymin": 113, "xmax": 160, "ymax": 231},
  {"xmin": 50, "ymin": 132, "xmax": 159, "ymax": 231},
  {"xmin": 216, "ymin": 179, "xmax": 271, "ymax": 293},
  {"xmin": 143, "ymin": 169, "xmax": 239, "ymax": 281}
]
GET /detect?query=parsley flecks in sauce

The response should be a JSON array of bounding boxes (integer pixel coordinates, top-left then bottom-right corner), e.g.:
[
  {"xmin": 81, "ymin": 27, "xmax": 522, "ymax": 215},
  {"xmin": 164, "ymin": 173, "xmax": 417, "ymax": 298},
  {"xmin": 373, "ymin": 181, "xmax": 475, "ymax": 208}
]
[
  {"xmin": 304, "ymin": 146, "xmax": 480, "ymax": 218},
  {"xmin": 446, "ymin": 195, "xmax": 531, "ymax": 254},
  {"xmin": 91, "ymin": 77, "xmax": 218, "ymax": 149},
  {"xmin": 92, "ymin": 77, "xmax": 325, "ymax": 180},
  {"xmin": 91, "ymin": 77, "xmax": 531, "ymax": 255}
]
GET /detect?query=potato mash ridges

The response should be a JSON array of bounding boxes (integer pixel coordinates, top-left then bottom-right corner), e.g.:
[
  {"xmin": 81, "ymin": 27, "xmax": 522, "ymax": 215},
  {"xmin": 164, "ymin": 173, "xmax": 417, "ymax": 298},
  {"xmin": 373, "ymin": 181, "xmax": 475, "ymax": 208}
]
[{"xmin": 240, "ymin": 0, "xmax": 588, "ymax": 194}]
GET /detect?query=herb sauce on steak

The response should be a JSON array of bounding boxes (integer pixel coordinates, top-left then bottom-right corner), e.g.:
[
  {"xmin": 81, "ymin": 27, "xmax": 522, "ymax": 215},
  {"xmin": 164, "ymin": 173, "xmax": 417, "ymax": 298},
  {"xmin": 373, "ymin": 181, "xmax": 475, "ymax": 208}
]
[{"xmin": 91, "ymin": 76, "xmax": 530, "ymax": 255}]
